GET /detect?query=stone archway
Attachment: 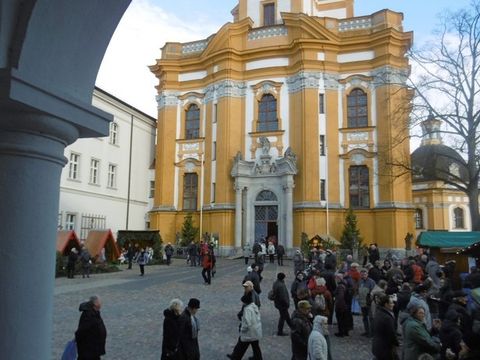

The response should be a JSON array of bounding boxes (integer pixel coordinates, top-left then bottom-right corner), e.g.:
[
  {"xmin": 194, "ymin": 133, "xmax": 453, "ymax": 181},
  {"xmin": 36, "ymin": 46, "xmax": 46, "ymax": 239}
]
[{"xmin": 0, "ymin": 2, "xmax": 131, "ymax": 358}]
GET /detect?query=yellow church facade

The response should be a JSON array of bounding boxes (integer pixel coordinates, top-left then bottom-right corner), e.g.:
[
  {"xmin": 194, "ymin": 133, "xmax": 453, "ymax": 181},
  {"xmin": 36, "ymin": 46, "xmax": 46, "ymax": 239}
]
[{"xmin": 149, "ymin": 0, "xmax": 415, "ymax": 253}]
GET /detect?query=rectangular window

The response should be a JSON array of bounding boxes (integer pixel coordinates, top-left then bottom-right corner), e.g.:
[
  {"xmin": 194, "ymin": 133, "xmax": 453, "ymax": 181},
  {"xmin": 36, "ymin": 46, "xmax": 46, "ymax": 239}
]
[
  {"xmin": 183, "ymin": 173, "xmax": 198, "ymax": 210},
  {"xmin": 319, "ymin": 135, "xmax": 325, "ymax": 156},
  {"xmin": 263, "ymin": 3, "xmax": 275, "ymax": 26},
  {"xmin": 109, "ymin": 122, "xmax": 118, "ymax": 145},
  {"xmin": 65, "ymin": 213, "xmax": 76, "ymax": 231},
  {"xmin": 89, "ymin": 159, "xmax": 99, "ymax": 184},
  {"xmin": 149, "ymin": 180, "xmax": 155, "ymax": 198},
  {"xmin": 319, "ymin": 93, "xmax": 325, "ymax": 114},
  {"xmin": 68, "ymin": 153, "xmax": 80, "ymax": 180},
  {"xmin": 320, "ymin": 180, "xmax": 326, "ymax": 201},
  {"xmin": 211, "ymin": 182, "xmax": 216, "ymax": 203},
  {"xmin": 349, "ymin": 165, "xmax": 370, "ymax": 208},
  {"xmin": 415, "ymin": 209, "xmax": 424, "ymax": 229},
  {"xmin": 213, "ymin": 103, "xmax": 218, "ymax": 123},
  {"xmin": 107, "ymin": 164, "xmax": 117, "ymax": 188},
  {"xmin": 212, "ymin": 141, "xmax": 216, "ymax": 161}
]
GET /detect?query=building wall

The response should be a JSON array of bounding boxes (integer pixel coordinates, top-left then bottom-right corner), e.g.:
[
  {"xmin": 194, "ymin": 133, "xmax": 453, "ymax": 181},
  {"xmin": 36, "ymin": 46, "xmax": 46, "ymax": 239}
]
[
  {"xmin": 413, "ymin": 184, "xmax": 472, "ymax": 238},
  {"xmin": 59, "ymin": 88, "xmax": 156, "ymax": 239},
  {"xmin": 150, "ymin": 0, "xmax": 414, "ymax": 251}
]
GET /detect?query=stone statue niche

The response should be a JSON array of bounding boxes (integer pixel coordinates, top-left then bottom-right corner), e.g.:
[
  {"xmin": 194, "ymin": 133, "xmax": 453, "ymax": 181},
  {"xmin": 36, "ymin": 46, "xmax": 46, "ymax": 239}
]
[{"xmin": 259, "ymin": 136, "xmax": 270, "ymax": 155}]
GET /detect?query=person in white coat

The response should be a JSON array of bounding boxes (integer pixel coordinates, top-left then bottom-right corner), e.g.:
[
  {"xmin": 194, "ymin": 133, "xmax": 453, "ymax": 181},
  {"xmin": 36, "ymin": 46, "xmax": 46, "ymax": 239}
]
[
  {"xmin": 227, "ymin": 291, "xmax": 263, "ymax": 359},
  {"xmin": 308, "ymin": 315, "xmax": 328, "ymax": 360}
]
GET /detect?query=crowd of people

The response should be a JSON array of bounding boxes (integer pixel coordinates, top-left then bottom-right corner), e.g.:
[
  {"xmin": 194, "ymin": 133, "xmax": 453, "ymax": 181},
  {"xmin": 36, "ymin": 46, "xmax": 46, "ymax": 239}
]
[
  {"xmin": 232, "ymin": 242, "xmax": 480, "ymax": 359},
  {"xmin": 70, "ymin": 240, "xmax": 480, "ymax": 360},
  {"xmin": 66, "ymin": 246, "xmax": 93, "ymax": 279}
]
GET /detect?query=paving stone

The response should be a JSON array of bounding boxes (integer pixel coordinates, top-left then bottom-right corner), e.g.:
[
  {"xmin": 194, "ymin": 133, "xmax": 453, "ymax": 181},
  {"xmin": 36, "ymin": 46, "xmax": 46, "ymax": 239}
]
[{"xmin": 52, "ymin": 259, "xmax": 372, "ymax": 359}]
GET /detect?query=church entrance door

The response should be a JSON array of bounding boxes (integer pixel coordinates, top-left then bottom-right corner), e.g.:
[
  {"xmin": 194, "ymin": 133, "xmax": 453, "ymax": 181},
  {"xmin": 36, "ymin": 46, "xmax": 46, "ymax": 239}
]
[{"xmin": 254, "ymin": 205, "xmax": 278, "ymax": 243}]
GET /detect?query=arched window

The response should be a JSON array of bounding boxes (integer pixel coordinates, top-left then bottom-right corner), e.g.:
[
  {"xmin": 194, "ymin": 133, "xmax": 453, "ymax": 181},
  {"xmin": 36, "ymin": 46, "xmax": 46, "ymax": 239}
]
[
  {"xmin": 183, "ymin": 173, "xmax": 198, "ymax": 210},
  {"xmin": 349, "ymin": 165, "xmax": 369, "ymax": 208},
  {"xmin": 185, "ymin": 104, "xmax": 200, "ymax": 139},
  {"xmin": 453, "ymin": 207, "xmax": 465, "ymax": 229},
  {"xmin": 415, "ymin": 208, "xmax": 424, "ymax": 229},
  {"xmin": 256, "ymin": 190, "xmax": 277, "ymax": 201},
  {"xmin": 347, "ymin": 88, "xmax": 368, "ymax": 128},
  {"xmin": 109, "ymin": 122, "xmax": 118, "ymax": 144},
  {"xmin": 257, "ymin": 94, "xmax": 278, "ymax": 132}
]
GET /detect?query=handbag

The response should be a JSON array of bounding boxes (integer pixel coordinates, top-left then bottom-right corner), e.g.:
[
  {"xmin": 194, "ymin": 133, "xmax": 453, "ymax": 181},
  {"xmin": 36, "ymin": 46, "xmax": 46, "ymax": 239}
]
[{"xmin": 61, "ymin": 339, "xmax": 77, "ymax": 360}]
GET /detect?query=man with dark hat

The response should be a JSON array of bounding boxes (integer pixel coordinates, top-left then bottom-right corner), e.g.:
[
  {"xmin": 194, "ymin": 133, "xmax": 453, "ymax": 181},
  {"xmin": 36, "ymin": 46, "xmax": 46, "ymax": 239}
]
[
  {"xmin": 272, "ymin": 272, "xmax": 293, "ymax": 336},
  {"xmin": 178, "ymin": 298, "xmax": 201, "ymax": 360}
]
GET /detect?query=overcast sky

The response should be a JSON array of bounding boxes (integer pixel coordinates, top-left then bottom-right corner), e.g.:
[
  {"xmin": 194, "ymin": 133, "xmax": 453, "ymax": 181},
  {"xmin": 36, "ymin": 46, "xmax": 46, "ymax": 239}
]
[{"xmin": 96, "ymin": 0, "xmax": 472, "ymax": 118}]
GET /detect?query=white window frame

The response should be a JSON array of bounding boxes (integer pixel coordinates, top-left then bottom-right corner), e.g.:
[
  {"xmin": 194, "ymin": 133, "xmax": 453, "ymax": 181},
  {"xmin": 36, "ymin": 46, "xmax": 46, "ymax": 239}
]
[
  {"xmin": 109, "ymin": 122, "xmax": 119, "ymax": 145},
  {"xmin": 89, "ymin": 158, "xmax": 100, "ymax": 185},
  {"xmin": 107, "ymin": 163, "xmax": 117, "ymax": 188},
  {"xmin": 68, "ymin": 152, "xmax": 80, "ymax": 180},
  {"xmin": 65, "ymin": 213, "xmax": 76, "ymax": 231}
]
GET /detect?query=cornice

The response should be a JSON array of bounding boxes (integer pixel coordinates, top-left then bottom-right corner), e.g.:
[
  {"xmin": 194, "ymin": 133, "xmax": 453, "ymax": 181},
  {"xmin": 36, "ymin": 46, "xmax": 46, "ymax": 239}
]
[
  {"xmin": 204, "ymin": 79, "xmax": 247, "ymax": 103},
  {"xmin": 156, "ymin": 90, "xmax": 180, "ymax": 109}
]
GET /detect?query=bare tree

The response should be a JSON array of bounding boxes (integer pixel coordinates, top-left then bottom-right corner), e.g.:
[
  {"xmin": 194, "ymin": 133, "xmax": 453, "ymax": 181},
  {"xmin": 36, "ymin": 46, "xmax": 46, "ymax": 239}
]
[{"xmin": 400, "ymin": 1, "xmax": 480, "ymax": 230}]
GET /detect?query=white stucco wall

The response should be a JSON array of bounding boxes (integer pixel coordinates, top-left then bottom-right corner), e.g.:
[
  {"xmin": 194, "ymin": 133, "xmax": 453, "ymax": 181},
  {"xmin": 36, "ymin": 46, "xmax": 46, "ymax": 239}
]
[{"xmin": 59, "ymin": 88, "xmax": 156, "ymax": 238}]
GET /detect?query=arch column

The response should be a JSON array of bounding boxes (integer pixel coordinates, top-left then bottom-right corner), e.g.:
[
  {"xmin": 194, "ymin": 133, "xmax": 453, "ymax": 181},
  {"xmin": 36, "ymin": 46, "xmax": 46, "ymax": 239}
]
[
  {"xmin": 0, "ymin": 111, "xmax": 79, "ymax": 359},
  {"xmin": 284, "ymin": 183, "xmax": 294, "ymax": 249},
  {"xmin": 234, "ymin": 185, "xmax": 243, "ymax": 248}
]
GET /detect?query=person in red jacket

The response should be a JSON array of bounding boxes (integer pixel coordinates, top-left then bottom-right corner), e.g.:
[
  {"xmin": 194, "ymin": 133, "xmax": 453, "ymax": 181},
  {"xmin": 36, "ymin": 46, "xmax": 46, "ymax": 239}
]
[
  {"xmin": 201, "ymin": 249, "xmax": 213, "ymax": 285},
  {"xmin": 411, "ymin": 260, "xmax": 424, "ymax": 285}
]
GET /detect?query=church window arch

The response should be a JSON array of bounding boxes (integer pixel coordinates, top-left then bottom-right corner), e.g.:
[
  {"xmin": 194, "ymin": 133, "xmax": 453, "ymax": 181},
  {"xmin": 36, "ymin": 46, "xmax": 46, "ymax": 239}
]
[
  {"xmin": 183, "ymin": 173, "xmax": 198, "ymax": 210},
  {"xmin": 185, "ymin": 103, "xmax": 200, "ymax": 139},
  {"xmin": 415, "ymin": 208, "xmax": 424, "ymax": 229},
  {"xmin": 257, "ymin": 94, "xmax": 278, "ymax": 132},
  {"xmin": 256, "ymin": 190, "xmax": 277, "ymax": 201},
  {"xmin": 347, "ymin": 88, "xmax": 368, "ymax": 128},
  {"xmin": 349, "ymin": 165, "xmax": 369, "ymax": 208},
  {"xmin": 453, "ymin": 207, "xmax": 465, "ymax": 229}
]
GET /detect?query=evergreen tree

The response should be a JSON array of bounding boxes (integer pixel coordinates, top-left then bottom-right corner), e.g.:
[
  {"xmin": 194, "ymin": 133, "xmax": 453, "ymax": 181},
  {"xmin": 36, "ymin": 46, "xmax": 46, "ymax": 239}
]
[
  {"xmin": 300, "ymin": 232, "xmax": 310, "ymax": 255},
  {"xmin": 180, "ymin": 213, "xmax": 198, "ymax": 246},
  {"xmin": 340, "ymin": 208, "xmax": 362, "ymax": 251}
]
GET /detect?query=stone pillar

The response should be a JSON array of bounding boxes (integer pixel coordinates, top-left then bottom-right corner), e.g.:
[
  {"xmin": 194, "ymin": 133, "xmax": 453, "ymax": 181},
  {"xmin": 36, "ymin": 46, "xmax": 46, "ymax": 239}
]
[
  {"xmin": 235, "ymin": 185, "xmax": 243, "ymax": 248},
  {"xmin": 0, "ymin": 111, "xmax": 78, "ymax": 359},
  {"xmin": 284, "ymin": 183, "xmax": 294, "ymax": 250}
]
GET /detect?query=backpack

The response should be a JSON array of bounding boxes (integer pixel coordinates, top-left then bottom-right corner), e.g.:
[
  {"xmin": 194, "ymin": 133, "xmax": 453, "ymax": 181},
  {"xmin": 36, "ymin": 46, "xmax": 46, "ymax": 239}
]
[
  {"xmin": 314, "ymin": 294, "xmax": 326, "ymax": 311},
  {"xmin": 268, "ymin": 289, "xmax": 275, "ymax": 301}
]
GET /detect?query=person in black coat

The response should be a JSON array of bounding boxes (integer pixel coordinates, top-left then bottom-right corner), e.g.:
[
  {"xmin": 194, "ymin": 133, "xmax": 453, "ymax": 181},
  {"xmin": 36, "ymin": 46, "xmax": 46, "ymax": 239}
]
[
  {"xmin": 334, "ymin": 275, "xmax": 350, "ymax": 337},
  {"xmin": 372, "ymin": 294, "xmax": 399, "ymax": 360},
  {"xmin": 75, "ymin": 295, "xmax": 107, "ymax": 360},
  {"xmin": 178, "ymin": 298, "xmax": 201, "ymax": 360},
  {"xmin": 368, "ymin": 244, "xmax": 380, "ymax": 265},
  {"xmin": 291, "ymin": 300, "xmax": 313, "ymax": 360},
  {"xmin": 67, "ymin": 248, "xmax": 78, "ymax": 278},
  {"xmin": 277, "ymin": 244, "xmax": 285, "ymax": 266},
  {"xmin": 272, "ymin": 272, "xmax": 293, "ymax": 336},
  {"xmin": 161, "ymin": 298, "xmax": 183, "ymax": 360},
  {"xmin": 439, "ymin": 310, "xmax": 462, "ymax": 360}
]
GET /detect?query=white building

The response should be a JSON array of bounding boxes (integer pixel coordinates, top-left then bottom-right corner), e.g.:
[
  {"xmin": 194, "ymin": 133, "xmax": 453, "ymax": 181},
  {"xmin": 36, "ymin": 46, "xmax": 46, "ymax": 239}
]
[{"xmin": 58, "ymin": 87, "xmax": 156, "ymax": 239}]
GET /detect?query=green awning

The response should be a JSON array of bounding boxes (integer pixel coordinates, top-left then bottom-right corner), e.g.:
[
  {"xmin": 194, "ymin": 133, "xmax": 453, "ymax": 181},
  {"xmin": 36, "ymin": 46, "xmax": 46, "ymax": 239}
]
[{"xmin": 417, "ymin": 231, "xmax": 480, "ymax": 248}]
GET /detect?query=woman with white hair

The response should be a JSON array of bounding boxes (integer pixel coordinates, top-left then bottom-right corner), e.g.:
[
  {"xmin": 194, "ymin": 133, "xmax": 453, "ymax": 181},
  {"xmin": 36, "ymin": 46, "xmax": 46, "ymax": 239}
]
[
  {"xmin": 161, "ymin": 298, "xmax": 184, "ymax": 359},
  {"xmin": 308, "ymin": 315, "xmax": 328, "ymax": 360}
]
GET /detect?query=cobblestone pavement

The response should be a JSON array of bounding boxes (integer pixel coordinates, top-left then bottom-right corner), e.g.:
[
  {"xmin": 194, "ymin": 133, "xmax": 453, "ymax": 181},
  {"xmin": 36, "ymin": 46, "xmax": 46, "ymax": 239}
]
[{"xmin": 52, "ymin": 258, "xmax": 373, "ymax": 360}]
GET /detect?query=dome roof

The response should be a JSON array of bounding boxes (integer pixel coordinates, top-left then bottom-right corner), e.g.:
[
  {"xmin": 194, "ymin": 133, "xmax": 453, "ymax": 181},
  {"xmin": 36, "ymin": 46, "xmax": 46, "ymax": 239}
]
[{"xmin": 411, "ymin": 144, "xmax": 468, "ymax": 183}]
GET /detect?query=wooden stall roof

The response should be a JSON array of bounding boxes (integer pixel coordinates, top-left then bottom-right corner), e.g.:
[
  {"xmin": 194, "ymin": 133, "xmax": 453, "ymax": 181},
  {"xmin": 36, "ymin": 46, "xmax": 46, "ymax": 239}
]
[
  {"xmin": 56, "ymin": 230, "xmax": 81, "ymax": 254},
  {"xmin": 311, "ymin": 234, "xmax": 341, "ymax": 246},
  {"xmin": 84, "ymin": 229, "xmax": 120, "ymax": 260},
  {"xmin": 417, "ymin": 231, "xmax": 480, "ymax": 248}
]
